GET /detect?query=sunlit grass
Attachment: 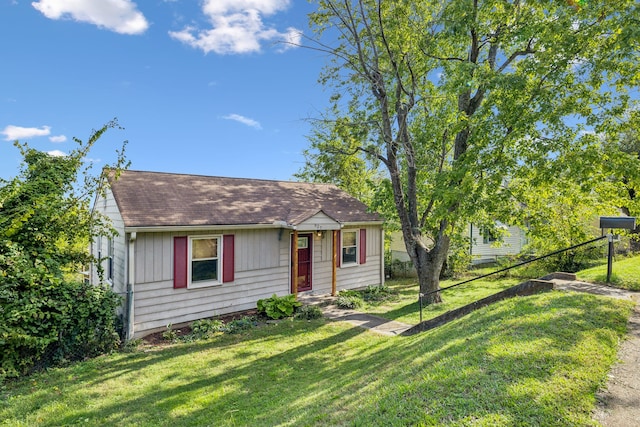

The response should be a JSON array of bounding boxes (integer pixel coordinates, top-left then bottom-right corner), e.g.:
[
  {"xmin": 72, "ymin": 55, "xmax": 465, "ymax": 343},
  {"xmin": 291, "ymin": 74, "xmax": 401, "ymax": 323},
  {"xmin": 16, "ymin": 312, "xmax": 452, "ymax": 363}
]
[
  {"xmin": 577, "ymin": 254, "xmax": 640, "ymax": 291},
  {"xmin": 362, "ymin": 276, "xmax": 521, "ymax": 324},
  {"xmin": 0, "ymin": 291, "xmax": 632, "ymax": 426}
]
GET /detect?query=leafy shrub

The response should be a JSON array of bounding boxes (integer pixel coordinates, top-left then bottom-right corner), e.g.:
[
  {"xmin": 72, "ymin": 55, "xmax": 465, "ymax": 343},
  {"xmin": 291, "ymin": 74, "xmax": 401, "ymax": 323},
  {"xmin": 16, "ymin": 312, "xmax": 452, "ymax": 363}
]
[
  {"xmin": 362, "ymin": 285, "xmax": 395, "ymax": 302},
  {"xmin": 0, "ymin": 123, "xmax": 126, "ymax": 381},
  {"xmin": 337, "ymin": 289, "xmax": 360, "ymax": 298},
  {"xmin": 225, "ymin": 316, "xmax": 257, "ymax": 334},
  {"xmin": 257, "ymin": 294, "xmax": 302, "ymax": 319},
  {"xmin": 162, "ymin": 324, "xmax": 179, "ymax": 341},
  {"xmin": 294, "ymin": 305, "xmax": 324, "ymax": 320},
  {"xmin": 190, "ymin": 318, "xmax": 226, "ymax": 339},
  {"xmin": 336, "ymin": 294, "xmax": 363, "ymax": 309},
  {"xmin": 0, "ymin": 266, "xmax": 122, "ymax": 380},
  {"xmin": 121, "ymin": 339, "xmax": 142, "ymax": 353}
]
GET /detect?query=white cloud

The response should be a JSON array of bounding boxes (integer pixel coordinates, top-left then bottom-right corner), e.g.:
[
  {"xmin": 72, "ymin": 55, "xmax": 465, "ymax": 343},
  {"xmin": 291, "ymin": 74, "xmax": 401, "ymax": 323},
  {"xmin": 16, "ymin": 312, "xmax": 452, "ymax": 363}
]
[
  {"xmin": 32, "ymin": 0, "xmax": 149, "ymax": 35},
  {"xmin": 49, "ymin": 134, "xmax": 67, "ymax": 143},
  {"xmin": 169, "ymin": 0, "xmax": 301, "ymax": 54},
  {"xmin": 1, "ymin": 125, "xmax": 51, "ymax": 141},
  {"xmin": 47, "ymin": 149, "xmax": 67, "ymax": 157},
  {"xmin": 222, "ymin": 113, "xmax": 262, "ymax": 129}
]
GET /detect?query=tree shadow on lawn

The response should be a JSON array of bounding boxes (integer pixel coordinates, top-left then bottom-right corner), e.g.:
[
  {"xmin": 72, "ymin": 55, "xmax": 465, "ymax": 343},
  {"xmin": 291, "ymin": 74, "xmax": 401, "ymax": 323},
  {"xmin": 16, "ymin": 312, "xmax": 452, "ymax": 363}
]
[
  {"xmin": 374, "ymin": 279, "xmax": 519, "ymax": 323},
  {"xmin": 4, "ymin": 292, "xmax": 631, "ymax": 426},
  {"xmin": 349, "ymin": 291, "xmax": 630, "ymax": 426}
]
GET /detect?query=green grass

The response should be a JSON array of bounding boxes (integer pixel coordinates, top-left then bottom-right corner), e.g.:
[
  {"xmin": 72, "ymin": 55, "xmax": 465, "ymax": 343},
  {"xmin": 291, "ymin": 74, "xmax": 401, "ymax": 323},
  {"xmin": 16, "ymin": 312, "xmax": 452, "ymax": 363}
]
[
  {"xmin": 0, "ymin": 290, "xmax": 633, "ymax": 426},
  {"xmin": 577, "ymin": 254, "xmax": 640, "ymax": 291},
  {"xmin": 360, "ymin": 276, "xmax": 521, "ymax": 325}
]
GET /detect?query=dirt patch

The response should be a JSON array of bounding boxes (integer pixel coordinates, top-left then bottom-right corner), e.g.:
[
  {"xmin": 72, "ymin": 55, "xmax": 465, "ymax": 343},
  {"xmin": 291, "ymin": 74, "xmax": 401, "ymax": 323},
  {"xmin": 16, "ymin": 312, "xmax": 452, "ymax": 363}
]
[{"xmin": 593, "ymin": 304, "xmax": 640, "ymax": 427}]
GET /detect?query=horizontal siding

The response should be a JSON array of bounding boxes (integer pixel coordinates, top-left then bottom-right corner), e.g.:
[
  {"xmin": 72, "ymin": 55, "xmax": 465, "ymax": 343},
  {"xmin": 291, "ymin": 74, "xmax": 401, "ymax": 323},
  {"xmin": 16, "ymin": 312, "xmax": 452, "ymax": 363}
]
[
  {"xmin": 131, "ymin": 224, "xmax": 384, "ymax": 337},
  {"xmin": 471, "ymin": 225, "xmax": 524, "ymax": 260},
  {"xmin": 91, "ymin": 188, "xmax": 127, "ymax": 297},
  {"xmin": 133, "ymin": 266, "xmax": 290, "ymax": 337},
  {"xmin": 336, "ymin": 255, "xmax": 382, "ymax": 291},
  {"xmin": 134, "ymin": 229, "xmax": 284, "ymax": 285},
  {"xmin": 390, "ymin": 226, "xmax": 525, "ymax": 263}
]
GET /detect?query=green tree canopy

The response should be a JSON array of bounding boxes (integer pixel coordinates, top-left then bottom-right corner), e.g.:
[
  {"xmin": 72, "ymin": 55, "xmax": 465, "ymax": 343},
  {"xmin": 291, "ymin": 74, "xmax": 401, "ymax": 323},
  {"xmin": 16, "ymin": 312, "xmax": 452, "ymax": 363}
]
[
  {"xmin": 302, "ymin": 0, "xmax": 640, "ymax": 301},
  {"xmin": 0, "ymin": 120, "xmax": 129, "ymax": 379}
]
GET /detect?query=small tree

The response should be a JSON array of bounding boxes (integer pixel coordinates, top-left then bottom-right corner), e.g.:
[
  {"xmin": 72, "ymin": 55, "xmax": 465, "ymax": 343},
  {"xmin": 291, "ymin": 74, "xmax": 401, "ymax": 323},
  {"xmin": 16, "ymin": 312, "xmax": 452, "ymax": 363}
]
[{"xmin": 0, "ymin": 120, "xmax": 129, "ymax": 380}]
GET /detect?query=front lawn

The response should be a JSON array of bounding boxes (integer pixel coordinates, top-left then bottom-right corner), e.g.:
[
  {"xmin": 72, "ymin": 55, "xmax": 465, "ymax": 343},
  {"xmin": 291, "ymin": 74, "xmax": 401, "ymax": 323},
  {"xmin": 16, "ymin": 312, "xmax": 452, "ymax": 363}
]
[
  {"xmin": 577, "ymin": 254, "xmax": 640, "ymax": 291},
  {"xmin": 0, "ymin": 290, "xmax": 632, "ymax": 426},
  {"xmin": 359, "ymin": 276, "xmax": 521, "ymax": 325}
]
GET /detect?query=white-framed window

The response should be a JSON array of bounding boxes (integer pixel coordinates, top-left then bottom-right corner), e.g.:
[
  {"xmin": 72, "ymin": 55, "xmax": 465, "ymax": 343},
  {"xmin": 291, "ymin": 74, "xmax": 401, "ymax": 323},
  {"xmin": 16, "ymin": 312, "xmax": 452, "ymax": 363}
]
[
  {"xmin": 341, "ymin": 229, "xmax": 359, "ymax": 266},
  {"xmin": 188, "ymin": 235, "xmax": 221, "ymax": 288},
  {"xmin": 481, "ymin": 228, "xmax": 498, "ymax": 244},
  {"xmin": 107, "ymin": 237, "xmax": 114, "ymax": 282},
  {"xmin": 481, "ymin": 222, "xmax": 506, "ymax": 245}
]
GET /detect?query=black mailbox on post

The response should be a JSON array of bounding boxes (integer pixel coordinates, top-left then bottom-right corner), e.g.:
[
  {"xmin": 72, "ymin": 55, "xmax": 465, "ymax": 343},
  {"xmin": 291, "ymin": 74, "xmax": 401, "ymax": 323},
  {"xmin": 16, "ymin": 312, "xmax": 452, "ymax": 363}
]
[
  {"xmin": 599, "ymin": 216, "xmax": 637, "ymax": 283},
  {"xmin": 599, "ymin": 216, "xmax": 636, "ymax": 230}
]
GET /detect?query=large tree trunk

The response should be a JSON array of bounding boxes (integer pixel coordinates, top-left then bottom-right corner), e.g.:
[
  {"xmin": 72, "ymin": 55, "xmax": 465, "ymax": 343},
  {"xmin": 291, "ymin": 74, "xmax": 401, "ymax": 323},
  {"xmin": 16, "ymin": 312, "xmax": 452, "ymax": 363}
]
[{"xmin": 404, "ymin": 222, "xmax": 451, "ymax": 304}]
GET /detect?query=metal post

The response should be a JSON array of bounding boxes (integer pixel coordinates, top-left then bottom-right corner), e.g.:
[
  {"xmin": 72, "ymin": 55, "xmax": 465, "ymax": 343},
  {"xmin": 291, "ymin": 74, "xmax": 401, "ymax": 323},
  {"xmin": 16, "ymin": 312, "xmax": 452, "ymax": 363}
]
[
  {"xmin": 419, "ymin": 293, "xmax": 423, "ymax": 323},
  {"xmin": 606, "ymin": 232, "xmax": 613, "ymax": 283}
]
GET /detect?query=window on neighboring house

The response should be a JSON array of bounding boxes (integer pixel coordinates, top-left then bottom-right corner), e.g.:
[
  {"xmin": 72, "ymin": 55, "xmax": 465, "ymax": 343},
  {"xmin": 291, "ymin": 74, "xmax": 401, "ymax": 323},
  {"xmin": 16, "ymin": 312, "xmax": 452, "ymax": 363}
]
[
  {"xmin": 481, "ymin": 228, "xmax": 498, "ymax": 244},
  {"xmin": 481, "ymin": 223, "xmax": 507, "ymax": 245},
  {"xmin": 342, "ymin": 230, "xmax": 358, "ymax": 265},
  {"xmin": 96, "ymin": 235, "xmax": 102, "ymax": 260},
  {"xmin": 190, "ymin": 236, "xmax": 220, "ymax": 286},
  {"xmin": 107, "ymin": 237, "xmax": 114, "ymax": 282}
]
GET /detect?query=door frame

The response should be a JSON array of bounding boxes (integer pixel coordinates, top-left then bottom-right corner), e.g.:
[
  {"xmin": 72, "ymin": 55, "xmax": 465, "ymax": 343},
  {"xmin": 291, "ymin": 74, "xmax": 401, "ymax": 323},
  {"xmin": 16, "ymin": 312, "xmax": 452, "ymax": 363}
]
[{"xmin": 291, "ymin": 233, "xmax": 313, "ymax": 293}]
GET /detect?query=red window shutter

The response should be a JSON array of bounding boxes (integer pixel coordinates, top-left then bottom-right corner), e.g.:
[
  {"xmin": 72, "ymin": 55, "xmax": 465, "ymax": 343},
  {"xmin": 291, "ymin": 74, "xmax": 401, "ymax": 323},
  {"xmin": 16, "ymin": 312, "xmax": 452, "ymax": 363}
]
[
  {"xmin": 223, "ymin": 234, "xmax": 235, "ymax": 283},
  {"xmin": 335, "ymin": 230, "xmax": 341, "ymax": 268},
  {"xmin": 173, "ymin": 236, "xmax": 188, "ymax": 289},
  {"xmin": 360, "ymin": 228, "xmax": 367, "ymax": 264}
]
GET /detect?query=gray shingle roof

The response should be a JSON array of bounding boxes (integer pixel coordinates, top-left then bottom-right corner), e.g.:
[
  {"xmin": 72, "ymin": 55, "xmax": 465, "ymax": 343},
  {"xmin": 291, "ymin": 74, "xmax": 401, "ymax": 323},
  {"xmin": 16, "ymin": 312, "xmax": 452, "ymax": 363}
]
[{"xmin": 107, "ymin": 170, "xmax": 382, "ymax": 228}]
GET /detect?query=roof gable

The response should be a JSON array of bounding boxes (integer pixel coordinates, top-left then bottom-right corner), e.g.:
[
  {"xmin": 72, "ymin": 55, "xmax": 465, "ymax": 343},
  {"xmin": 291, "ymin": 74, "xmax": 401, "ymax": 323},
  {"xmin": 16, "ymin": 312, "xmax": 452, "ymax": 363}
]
[{"xmin": 106, "ymin": 170, "xmax": 381, "ymax": 228}]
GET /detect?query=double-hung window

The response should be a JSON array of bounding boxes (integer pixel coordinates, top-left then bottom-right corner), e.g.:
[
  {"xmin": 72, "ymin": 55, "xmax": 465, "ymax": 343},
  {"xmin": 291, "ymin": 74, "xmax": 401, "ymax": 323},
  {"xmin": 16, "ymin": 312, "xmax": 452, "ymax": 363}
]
[
  {"xmin": 481, "ymin": 228, "xmax": 498, "ymax": 244},
  {"xmin": 107, "ymin": 237, "xmax": 114, "ymax": 282},
  {"xmin": 189, "ymin": 236, "xmax": 220, "ymax": 287},
  {"xmin": 341, "ymin": 230, "xmax": 358, "ymax": 266}
]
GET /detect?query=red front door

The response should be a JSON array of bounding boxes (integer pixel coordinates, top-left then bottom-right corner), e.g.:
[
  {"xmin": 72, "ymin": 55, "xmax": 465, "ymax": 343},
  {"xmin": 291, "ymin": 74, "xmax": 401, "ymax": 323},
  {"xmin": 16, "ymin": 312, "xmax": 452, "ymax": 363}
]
[{"xmin": 292, "ymin": 234, "xmax": 312, "ymax": 292}]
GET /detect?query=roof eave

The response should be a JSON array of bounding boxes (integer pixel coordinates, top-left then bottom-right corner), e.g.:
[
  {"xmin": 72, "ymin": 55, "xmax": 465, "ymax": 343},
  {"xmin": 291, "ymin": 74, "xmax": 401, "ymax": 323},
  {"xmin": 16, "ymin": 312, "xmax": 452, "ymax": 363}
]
[{"xmin": 124, "ymin": 222, "xmax": 296, "ymax": 233}]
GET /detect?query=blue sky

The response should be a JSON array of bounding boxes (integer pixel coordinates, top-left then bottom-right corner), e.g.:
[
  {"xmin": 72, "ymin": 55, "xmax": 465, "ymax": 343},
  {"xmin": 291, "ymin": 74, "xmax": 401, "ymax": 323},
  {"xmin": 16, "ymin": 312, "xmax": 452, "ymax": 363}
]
[{"xmin": 1, "ymin": 0, "xmax": 330, "ymax": 181}]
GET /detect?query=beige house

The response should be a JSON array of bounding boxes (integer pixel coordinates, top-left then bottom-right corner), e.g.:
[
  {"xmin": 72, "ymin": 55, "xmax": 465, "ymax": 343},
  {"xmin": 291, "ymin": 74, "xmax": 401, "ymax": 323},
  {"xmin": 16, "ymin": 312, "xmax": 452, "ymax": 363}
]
[{"xmin": 91, "ymin": 170, "xmax": 384, "ymax": 339}]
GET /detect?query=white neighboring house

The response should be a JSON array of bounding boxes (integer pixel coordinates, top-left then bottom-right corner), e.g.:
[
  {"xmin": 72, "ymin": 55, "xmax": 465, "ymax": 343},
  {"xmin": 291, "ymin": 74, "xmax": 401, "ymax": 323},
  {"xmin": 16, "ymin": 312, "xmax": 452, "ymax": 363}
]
[
  {"xmin": 91, "ymin": 170, "xmax": 384, "ymax": 339},
  {"xmin": 389, "ymin": 223, "xmax": 527, "ymax": 268},
  {"xmin": 466, "ymin": 223, "xmax": 528, "ymax": 264}
]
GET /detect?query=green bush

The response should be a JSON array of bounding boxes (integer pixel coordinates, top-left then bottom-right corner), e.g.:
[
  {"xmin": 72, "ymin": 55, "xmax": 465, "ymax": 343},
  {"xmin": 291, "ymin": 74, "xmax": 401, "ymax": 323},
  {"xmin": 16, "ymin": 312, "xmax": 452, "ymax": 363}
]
[
  {"xmin": 337, "ymin": 289, "xmax": 360, "ymax": 298},
  {"xmin": 162, "ymin": 324, "xmax": 179, "ymax": 342},
  {"xmin": 257, "ymin": 294, "xmax": 302, "ymax": 319},
  {"xmin": 225, "ymin": 317, "xmax": 257, "ymax": 334},
  {"xmin": 336, "ymin": 294, "xmax": 363, "ymax": 309},
  {"xmin": 362, "ymin": 285, "xmax": 395, "ymax": 302},
  {"xmin": 190, "ymin": 318, "xmax": 226, "ymax": 339},
  {"xmin": 0, "ymin": 123, "xmax": 127, "ymax": 382},
  {"xmin": 294, "ymin": 305, "xmax": 324, "ymax": 320},
  {"xmin": 0, "ymin": 268, "xmax": 121, "ymax": 380}
]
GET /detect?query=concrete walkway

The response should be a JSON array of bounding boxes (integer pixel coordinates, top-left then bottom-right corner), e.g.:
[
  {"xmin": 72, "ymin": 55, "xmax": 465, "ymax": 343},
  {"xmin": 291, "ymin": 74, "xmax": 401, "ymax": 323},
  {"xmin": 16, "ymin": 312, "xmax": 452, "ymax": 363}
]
[
  {"xmin": 297, "ymin": 294, "xmax": 412, "ymax": 336},
  {"xmin": 551, "ymin": 278, "xmax": 640, "ymax": 427}
]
